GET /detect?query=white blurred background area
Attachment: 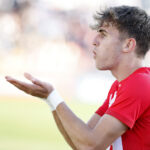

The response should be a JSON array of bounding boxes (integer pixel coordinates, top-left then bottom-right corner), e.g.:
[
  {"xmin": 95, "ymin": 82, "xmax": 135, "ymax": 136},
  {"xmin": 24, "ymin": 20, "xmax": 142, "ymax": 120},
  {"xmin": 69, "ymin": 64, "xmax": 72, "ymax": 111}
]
[{"xmin": 0, "ymin": 0, "xmax": 150, "ymax": 104}]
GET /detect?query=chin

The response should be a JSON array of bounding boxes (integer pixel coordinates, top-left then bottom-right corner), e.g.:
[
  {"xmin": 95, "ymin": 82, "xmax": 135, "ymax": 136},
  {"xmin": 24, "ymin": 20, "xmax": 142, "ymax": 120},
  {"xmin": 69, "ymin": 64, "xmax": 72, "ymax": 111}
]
[
  {"xmin": 97, "ymin": 66, "xmax": 108, "ymax": 70},
  {"xmin": 96, "ymin": 64, "xmax": 111, "ymax": 71}
]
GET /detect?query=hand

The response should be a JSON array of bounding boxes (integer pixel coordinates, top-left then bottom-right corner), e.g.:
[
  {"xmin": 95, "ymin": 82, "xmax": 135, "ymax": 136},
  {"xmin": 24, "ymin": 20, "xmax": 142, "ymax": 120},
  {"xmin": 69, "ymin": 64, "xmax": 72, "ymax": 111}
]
[{"xmin": 5, "ymin": 73, "xmax": 54, "ymax": 99}]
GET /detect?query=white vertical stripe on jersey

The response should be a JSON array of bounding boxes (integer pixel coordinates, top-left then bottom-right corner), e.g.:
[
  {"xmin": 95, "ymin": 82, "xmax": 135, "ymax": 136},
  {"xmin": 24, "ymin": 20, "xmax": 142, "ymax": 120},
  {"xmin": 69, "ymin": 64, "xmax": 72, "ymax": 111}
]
[
  {"xmin": 106, "ymin": 146, "xmax": 111, "ymax": 150},
  {"xmin": 109, "ymin": 91, "xmax": 117, "ymax": 107},
  {"xmin": 107, "ymin": 91, "xmax": 123, "ymax": 150},
  {"xmin": 106, "ymin": 136, "xmax": 123, "ymax": 150},
  {"xmin": 113, "ymin": 136, "xmax": 123, "ymax": 150}
]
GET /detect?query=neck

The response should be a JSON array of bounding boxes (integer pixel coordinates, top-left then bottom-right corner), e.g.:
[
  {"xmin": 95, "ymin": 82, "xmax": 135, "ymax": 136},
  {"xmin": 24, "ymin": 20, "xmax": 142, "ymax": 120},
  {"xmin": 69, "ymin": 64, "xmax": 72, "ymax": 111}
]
[{"xmin": 111, "ymin": 57, "xmax": 143, "ymax": 82}]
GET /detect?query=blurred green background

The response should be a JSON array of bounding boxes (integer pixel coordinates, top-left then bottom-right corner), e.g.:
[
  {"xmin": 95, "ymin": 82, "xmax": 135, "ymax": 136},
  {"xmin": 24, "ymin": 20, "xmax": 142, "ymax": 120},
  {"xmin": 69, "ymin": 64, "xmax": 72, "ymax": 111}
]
[{"xmin": 0, "ymin": 96, "xmax": 98, "ymax": 150}]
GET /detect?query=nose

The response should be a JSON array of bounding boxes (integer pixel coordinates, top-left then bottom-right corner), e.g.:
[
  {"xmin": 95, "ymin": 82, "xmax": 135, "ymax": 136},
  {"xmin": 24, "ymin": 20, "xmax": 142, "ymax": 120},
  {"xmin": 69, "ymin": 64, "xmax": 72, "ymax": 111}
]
[{"xmin": 92, "ymin": 35, "xmax": 100, "ymax": 47}]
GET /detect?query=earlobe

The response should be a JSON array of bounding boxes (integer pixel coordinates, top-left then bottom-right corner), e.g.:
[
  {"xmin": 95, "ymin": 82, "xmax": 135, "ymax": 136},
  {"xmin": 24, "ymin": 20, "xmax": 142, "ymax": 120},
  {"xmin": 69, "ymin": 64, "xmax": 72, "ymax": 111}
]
[{"xmin": 123, "ymin": 38, "xmax": 136, "ymax": 53}]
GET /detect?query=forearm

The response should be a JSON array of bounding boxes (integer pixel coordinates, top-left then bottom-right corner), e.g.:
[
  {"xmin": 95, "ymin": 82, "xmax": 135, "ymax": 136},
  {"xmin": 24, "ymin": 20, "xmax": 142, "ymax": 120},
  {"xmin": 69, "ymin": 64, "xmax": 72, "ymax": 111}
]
[
  {"xmin": 56, "ymin": 102, "xmax": 96, "ymax": 150},
  {"xmin": 52, "ymin": 111, "xmax": 77, "ymax": 150},
  {"xmin": 46, "ymin": 90, "xmax": 96, "ymax": 149}
]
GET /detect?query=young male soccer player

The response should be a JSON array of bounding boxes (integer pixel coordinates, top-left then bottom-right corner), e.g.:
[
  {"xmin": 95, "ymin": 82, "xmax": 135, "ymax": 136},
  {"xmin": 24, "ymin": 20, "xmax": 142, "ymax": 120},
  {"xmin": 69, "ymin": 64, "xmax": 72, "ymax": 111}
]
[{"xmin": 6, "ymin": 6, "xmax": 150, "ymax": 150}]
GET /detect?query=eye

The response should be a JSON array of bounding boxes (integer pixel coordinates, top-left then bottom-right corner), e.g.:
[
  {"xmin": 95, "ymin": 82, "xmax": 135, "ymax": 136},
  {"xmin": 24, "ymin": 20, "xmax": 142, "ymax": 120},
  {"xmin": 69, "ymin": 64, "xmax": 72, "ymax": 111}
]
[{"xmin": 97, "ymin": 29, "xmax": 107, "ymax": 38}]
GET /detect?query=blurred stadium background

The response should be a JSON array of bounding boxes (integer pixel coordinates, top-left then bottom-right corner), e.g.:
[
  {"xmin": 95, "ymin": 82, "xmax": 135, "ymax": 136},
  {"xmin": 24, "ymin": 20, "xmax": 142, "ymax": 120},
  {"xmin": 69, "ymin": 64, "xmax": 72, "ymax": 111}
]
[{"xmin": 0, "ymin": 0, "xmax": 150, "ymax": 149}]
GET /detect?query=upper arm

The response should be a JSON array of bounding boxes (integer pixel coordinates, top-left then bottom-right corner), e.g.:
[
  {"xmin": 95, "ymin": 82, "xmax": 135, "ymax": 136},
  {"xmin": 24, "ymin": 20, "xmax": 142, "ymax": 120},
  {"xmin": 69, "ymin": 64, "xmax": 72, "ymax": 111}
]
[
  {"xmin": 91, "ymin": 114, "xmax": 128, "ymax": 150},
  {"xmin": 87, "ymin": 113, "xmax": 101, "ymax": 129}
]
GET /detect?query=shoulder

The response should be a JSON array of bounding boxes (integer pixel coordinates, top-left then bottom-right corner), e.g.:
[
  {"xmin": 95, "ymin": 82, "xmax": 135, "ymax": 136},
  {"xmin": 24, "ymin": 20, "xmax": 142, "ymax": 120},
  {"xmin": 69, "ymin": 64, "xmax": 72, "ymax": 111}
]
[
  {"xmin": 125, "ymin": 72, "xmax": 150, "ymax": 89},
  {"xmin": 119, "ymin": 71, "xmax": 150, "ymax": 100},
  {"xmin": 127, "ymin": 67, "xmax": 150, "ymax": 87}
]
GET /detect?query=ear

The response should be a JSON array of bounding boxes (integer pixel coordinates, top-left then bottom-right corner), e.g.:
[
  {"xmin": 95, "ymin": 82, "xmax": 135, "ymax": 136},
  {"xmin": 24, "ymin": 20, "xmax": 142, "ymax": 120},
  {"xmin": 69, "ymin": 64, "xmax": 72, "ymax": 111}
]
[{"xmin": 123, "ymin": 38, "xmax": 136, "ymax": 53}]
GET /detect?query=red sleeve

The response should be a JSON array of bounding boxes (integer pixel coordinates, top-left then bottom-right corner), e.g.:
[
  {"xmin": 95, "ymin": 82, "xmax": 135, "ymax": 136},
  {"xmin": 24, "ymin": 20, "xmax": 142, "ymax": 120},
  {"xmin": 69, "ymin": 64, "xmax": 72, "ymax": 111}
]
[
  {"xmin": 106, "ymin": 79, "xmax": 144, "ymax": 129},
  {"xmin": 106, "ymin": 99, "xmax": 141, "ymax": 129},
  {"xmin": 95, "ymin": 98, "xmax": 109, "ymax": 116}
]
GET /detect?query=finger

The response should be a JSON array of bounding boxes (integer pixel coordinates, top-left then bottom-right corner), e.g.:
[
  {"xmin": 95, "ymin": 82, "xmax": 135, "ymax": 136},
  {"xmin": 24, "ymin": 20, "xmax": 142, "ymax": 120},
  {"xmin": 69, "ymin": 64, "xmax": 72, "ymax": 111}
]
[
  {"xmin": 24, "ymin": 73, "xmax": 36, "ymax": 82},
  {"xmin": 5, "ymin": 76, "xmax": 32, "ymax": 93},
  {"xmin": 24, "ymin": 73, "xmax": 44, "ymax": 87},
  {"xmin": 5, "ymin": 76, "xmax": 21, "ymax": 84},
  {"xmin": 5, "ymin": 76, "xmax": 14, "ymax": 81}
]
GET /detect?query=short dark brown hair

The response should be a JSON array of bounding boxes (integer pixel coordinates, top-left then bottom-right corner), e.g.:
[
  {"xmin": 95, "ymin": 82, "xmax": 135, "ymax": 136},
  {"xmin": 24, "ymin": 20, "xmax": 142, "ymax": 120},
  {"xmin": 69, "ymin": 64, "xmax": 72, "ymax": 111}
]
[{"xmin": 92, "ymin": 6, "xmax": 150, "ymax": 58}]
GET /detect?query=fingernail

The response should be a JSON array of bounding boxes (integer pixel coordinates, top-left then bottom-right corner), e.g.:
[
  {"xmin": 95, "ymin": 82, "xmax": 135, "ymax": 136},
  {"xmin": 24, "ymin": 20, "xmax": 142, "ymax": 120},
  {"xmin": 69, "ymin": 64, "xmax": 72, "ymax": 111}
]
[{"xmin": 5, "ymin": 76, "xmax": 10, "ymax": 79}]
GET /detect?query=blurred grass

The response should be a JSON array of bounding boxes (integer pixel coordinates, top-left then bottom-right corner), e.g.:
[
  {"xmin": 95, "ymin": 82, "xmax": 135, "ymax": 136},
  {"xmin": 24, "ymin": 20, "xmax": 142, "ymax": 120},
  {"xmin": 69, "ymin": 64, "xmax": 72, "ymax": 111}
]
[{"xmin": 0, "ymin": 96, "xmax": 100, "ymax": 150}]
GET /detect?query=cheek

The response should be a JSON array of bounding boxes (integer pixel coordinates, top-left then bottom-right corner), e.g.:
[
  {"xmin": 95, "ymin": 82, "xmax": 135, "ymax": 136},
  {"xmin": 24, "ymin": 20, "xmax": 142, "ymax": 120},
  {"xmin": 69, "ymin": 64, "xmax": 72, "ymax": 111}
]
[
  {"xmin": 98, "ymin": 43, "xmax": 111, "ymax": 58},
  {"xmin": 98, "ymin": 43, "xmax": 121, "ymax": 63},
  {"xmin": 97, "ymin": 37, "xmax": 122, "ymax": 59}
]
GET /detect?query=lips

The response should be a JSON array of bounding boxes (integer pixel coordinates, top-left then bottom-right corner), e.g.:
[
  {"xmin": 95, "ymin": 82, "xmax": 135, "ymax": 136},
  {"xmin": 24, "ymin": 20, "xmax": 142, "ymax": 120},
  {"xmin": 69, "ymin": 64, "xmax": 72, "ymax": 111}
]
[{"xmin": 93, "ymin": 50, "xmax": 96, "ymax": 58}]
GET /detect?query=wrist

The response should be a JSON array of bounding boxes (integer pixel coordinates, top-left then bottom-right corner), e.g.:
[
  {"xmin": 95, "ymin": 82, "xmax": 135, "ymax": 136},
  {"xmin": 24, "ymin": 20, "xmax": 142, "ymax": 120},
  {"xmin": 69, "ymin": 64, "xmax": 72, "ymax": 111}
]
[
  {"xmin": 45, "ymin": 90, "xmax": 64, "ymax": 111},
  {"xmin": 46, "ymin": 86, "xmax": 54, "ymax": 99}
]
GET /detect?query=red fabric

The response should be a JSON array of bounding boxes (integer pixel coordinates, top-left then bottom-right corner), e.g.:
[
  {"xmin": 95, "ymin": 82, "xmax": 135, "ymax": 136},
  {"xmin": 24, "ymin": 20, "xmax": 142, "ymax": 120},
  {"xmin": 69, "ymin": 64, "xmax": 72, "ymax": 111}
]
[
  {"xmin": 96, "ymin": 67, "xmax": 150, "ymax": 150},
  {"xmin": 110, "ymin": 145, "xmax": 113, "ymax": 150},
  {"xmin": 95, "ymin": 80, "xmax": 118, "ymax": 116}
]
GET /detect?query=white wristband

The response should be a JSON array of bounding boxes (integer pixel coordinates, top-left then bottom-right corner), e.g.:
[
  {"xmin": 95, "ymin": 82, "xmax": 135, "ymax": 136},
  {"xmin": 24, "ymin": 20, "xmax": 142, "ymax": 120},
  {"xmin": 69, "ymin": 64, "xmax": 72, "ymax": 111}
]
[
  {"xmin": 45, "ymin": 100, "xmax": 55, "ymax": 111},
  {"xmin": 46, "ymin": 90, "xmax": 64, "ymax": 111}
]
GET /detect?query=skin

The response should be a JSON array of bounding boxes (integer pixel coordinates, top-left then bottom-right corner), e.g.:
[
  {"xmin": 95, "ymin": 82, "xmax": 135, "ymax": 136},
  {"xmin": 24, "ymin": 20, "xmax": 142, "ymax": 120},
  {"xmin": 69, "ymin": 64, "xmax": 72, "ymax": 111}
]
[{"xmin": 5, "ymin": 23, "xmax": 144, "ymax": 150}]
